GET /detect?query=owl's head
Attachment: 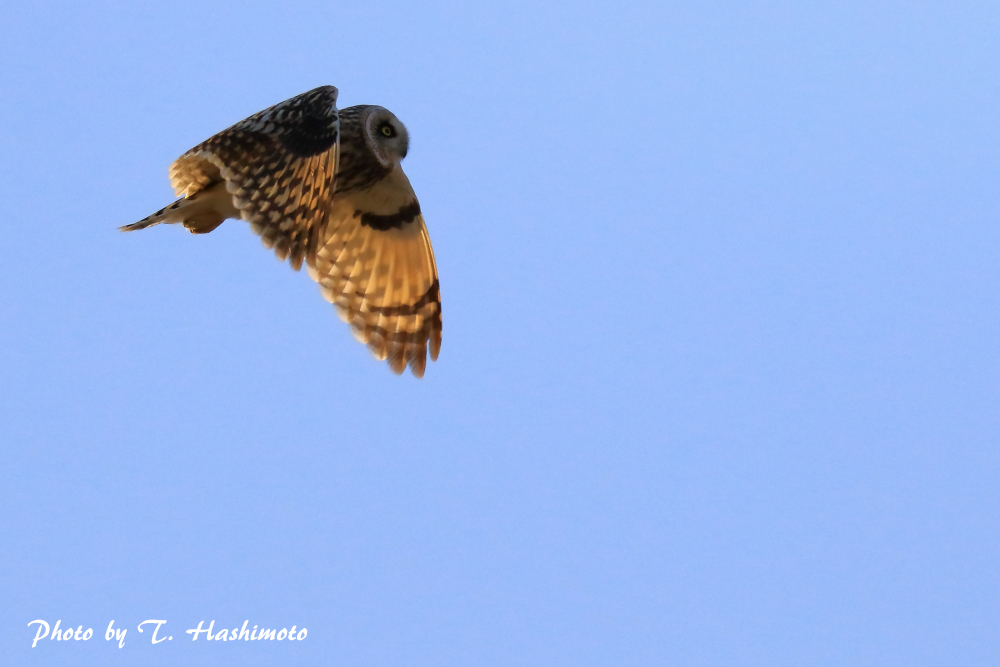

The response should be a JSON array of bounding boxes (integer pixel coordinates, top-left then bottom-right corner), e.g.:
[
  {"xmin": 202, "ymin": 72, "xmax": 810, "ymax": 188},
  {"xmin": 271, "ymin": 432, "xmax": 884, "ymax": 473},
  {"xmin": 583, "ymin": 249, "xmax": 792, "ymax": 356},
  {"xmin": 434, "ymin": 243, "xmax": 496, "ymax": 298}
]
[{"xmin": 363, "ymin": 107, "xmax": 409, "ymax": 167}]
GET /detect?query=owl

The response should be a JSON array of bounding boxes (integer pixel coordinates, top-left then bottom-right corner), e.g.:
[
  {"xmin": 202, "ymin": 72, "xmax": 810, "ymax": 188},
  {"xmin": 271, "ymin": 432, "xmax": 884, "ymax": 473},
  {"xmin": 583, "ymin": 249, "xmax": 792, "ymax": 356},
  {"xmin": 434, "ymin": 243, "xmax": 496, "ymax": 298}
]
[{"xmin": 122, "ymin": 85, "xmax": 441, "ymax": 377}]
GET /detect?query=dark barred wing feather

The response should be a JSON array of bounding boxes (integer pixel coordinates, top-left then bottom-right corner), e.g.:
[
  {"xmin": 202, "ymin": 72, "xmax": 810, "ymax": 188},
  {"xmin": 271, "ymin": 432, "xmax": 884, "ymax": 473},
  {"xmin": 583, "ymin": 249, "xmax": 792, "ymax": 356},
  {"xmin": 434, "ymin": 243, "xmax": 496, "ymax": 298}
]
[{"xmin": 168, "ymin": 85, "xmax": 341, "ymax": 270}]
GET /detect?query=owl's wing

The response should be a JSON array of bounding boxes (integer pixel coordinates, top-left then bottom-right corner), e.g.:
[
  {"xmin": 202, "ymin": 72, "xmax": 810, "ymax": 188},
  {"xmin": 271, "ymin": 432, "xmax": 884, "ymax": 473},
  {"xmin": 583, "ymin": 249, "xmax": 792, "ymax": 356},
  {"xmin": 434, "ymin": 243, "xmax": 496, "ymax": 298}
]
[
  {"xmin": 168, "ymin": 85, "xmax": 341, "ymax": 271},
  {"xmin": 308, "ymin": 166, "xmax": 442, "ymax": 377}
]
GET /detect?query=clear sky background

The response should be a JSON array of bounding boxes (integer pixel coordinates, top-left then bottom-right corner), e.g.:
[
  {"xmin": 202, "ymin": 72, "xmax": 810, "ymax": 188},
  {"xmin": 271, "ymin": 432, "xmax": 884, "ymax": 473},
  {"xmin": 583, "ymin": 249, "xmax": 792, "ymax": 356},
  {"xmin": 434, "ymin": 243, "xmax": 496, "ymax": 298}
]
[{"xmin": 1, "ymin": 1, "xmax": 998, "ymax": 665}]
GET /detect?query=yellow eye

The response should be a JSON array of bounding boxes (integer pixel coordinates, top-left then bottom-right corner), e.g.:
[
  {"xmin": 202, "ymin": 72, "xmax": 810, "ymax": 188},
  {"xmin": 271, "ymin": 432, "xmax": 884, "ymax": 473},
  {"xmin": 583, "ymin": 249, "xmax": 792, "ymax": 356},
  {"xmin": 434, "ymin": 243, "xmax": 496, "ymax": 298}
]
[{"xmin": 381, "ymin": 125, "xmax": 393, "ymax": 137}]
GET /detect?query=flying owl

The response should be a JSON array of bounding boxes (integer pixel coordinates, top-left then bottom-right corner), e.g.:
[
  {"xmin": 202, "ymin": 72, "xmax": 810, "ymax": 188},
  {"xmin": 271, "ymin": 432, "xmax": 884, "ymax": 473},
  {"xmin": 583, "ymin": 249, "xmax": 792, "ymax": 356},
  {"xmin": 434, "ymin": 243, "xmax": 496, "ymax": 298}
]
[{"xmin": 121, "ymin": 85, "xmax": 441, "ymax": 377}]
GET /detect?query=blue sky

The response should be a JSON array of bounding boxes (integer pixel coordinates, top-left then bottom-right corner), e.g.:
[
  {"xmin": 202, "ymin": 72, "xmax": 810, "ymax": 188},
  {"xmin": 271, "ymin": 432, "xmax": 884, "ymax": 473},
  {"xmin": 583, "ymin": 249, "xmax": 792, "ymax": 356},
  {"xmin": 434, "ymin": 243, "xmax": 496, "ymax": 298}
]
[{"xmin": 2, "ymin": 1, "xmax": 998, "ymax": 665}]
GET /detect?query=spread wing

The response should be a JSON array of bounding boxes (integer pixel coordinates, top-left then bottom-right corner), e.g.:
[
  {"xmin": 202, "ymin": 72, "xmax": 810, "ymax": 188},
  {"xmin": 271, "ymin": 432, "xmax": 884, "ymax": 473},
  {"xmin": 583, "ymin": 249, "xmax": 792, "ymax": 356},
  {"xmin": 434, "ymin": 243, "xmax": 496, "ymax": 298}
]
[
  {"xmin": 168, "ymin": 85, "xmax": 341, "ymax": 271},
  {"xmin": 309, "ymin": 166, "xmax": 442, "ymax": 377}
]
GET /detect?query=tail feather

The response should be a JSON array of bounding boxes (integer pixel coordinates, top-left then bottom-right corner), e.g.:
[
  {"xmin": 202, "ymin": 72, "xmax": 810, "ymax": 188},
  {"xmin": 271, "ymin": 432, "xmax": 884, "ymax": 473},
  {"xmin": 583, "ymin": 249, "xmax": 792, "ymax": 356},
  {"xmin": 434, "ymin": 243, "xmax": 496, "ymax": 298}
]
[
  {"xmin": 120, "ymin": 183, "xmax": 237, "ymax": 234},
  {"xmin": 119, "ymin": 196, "xmax": 189, "ymax": 232}
]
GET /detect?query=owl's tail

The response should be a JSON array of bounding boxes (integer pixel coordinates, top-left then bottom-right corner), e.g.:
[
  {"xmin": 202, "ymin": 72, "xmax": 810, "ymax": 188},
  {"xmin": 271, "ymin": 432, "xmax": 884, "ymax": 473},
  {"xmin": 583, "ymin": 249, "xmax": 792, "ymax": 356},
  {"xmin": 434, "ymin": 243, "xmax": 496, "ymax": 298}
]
[
  {"xmin": 119, "ymin": 183, "xmax": 234, "ymax": 235},
  {"xmin": 120, "ymin": 196, "xmax": 189, "ymax": 231}
]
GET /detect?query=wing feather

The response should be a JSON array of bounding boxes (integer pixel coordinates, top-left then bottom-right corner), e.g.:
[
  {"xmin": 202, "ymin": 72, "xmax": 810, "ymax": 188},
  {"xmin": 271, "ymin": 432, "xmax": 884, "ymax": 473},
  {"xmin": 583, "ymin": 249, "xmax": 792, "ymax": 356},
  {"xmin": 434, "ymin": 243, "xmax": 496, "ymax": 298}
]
[
  {"xmin": 168, "ymin": 86, "xmax": 341, "ymax": 271},
  {"xmin": 310, "ymin": 165, "xmax": 442, "ymax": 376}
]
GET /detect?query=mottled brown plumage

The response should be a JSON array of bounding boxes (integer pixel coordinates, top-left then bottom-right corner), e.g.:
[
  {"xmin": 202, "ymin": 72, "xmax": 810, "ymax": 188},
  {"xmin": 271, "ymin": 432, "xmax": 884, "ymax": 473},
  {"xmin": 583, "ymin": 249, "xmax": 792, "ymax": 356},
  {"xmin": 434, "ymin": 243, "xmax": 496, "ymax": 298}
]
[{"xmin": 121, "ymin": 85, "xmax": 442, "ymax": 377}]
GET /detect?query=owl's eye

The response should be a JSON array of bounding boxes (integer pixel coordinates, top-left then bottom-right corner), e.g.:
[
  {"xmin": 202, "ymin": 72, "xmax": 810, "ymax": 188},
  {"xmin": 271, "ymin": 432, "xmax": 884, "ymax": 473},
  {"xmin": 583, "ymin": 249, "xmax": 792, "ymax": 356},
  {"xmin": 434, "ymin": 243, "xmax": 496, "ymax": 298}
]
[{"xmin": 380, "ymin": 125, "xmax": 395, "ymax": 138}]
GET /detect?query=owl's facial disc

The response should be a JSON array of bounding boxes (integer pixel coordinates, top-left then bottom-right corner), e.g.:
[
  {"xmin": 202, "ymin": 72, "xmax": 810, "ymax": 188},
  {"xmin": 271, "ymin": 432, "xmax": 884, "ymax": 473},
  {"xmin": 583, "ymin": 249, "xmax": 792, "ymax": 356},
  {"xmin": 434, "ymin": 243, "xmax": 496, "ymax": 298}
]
[{"xmin": 364, "ymin": 107, "xmax": 409, "ymax": 166}]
